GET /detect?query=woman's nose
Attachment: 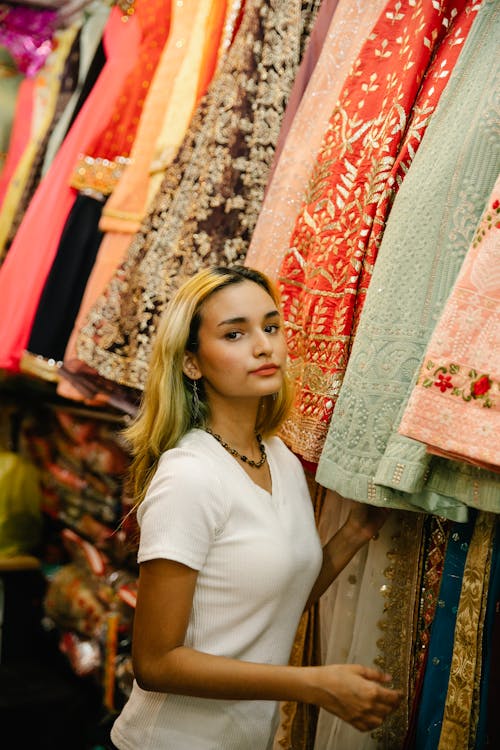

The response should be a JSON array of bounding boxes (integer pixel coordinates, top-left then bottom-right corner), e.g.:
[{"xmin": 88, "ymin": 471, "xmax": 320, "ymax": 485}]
[{"xmin": 253, "ymin": 330, "xmax": 272, "ymax": 355}]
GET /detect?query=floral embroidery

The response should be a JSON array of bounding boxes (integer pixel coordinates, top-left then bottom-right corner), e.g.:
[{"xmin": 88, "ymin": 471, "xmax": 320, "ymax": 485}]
[{"xmin": 421, "ymin": 361, "xmax": 496, "ymax": 408}]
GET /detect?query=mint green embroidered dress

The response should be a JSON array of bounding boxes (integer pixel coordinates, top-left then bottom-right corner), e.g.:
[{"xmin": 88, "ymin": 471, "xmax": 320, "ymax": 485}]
[{"xmin": 316, "ymin": 0, "xmax": 500, "ymax": 520}]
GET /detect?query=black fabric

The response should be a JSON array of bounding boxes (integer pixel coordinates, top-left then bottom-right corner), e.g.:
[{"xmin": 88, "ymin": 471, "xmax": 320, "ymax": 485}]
[{"xmin": 27, "ymin": 194, "xmax": 104, "ymax": 361}]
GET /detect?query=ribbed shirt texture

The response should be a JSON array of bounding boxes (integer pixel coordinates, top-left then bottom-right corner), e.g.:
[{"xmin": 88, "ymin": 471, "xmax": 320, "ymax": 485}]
[{"xmin": 111, "ymin": 429, "xmax": 322, "ymax": 750}]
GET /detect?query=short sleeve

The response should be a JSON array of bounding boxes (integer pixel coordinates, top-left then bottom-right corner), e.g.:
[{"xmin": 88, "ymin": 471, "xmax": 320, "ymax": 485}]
[{"xmin": 136, "ymin": 447, "xmax": 230, "ymax": 569}]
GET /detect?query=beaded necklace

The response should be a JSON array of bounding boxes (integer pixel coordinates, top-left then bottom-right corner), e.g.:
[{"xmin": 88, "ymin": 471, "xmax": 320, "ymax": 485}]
[{"xmin": 204, "ymin": 427, "xmax": 267, "ymax": 468}]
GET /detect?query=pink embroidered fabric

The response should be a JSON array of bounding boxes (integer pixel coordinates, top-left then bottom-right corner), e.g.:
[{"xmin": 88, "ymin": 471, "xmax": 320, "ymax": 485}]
[
  {"xmin": 245, "ymin": 0, "xmax": 386, "ymax": 281},
  {"xmin": 398, "ymin": 174, "xmax": 500, "ymax": 472}
]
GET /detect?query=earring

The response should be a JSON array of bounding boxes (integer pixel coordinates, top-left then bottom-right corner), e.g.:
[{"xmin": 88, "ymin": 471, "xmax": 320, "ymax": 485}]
[{"xmin": 192, "ymin": 379, "xmax": 201, "ymax": 423}]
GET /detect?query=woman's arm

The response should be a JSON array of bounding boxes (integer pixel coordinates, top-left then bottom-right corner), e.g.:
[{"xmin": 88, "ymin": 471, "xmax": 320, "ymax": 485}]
[
  {"xmin": 132, "ymin": 557, "xmax": 400, "ymax": 732},
  {"xmin": 304, "ymin": 503, "xmax": 390, "ymax": 611}
]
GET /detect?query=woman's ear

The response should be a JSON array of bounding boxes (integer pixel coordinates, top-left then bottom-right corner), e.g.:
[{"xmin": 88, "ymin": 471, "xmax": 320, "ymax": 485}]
[{"xmin": 182, "ymin": 351, "xmax": 202, "ymax": 380}]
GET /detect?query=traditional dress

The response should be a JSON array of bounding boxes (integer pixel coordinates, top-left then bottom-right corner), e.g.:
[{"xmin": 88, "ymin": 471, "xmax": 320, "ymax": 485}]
[
  {"xmin": 316, "ymin": 0, "xmax": 500, "ymax": 519},
  {"xmin": 75, "ymin": 0, "xmax": 322, "ymax": 391},
  {"xmin": 278, "ymin": 0, "xmax": 481, "ymax": 464},
  {"xmin": 398, "ymin": 175, "xmax": 500, "ymax": 473}
]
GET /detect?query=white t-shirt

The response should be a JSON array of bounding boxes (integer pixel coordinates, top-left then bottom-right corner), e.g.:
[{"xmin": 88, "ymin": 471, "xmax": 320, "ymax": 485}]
[{"xmin": 111, "ymin": 429, "xmax": 322, "ymax": 750}]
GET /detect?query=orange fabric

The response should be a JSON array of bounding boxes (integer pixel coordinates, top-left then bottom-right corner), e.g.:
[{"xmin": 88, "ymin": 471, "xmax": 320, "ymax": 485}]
[{"xmin": 69, "ymin": 0, "xmax": 172, "ymax": 196}]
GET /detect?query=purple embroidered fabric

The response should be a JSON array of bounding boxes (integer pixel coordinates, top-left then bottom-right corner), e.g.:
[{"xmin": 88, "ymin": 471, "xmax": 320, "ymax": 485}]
[{"xmin": 0, "ymin": 3, "xmax": 58, "ymax": 77}]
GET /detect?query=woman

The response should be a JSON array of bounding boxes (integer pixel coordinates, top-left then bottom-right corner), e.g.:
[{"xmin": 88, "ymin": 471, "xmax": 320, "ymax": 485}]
[{"xmin": 111, "ymin": 266, "xmax": 401, "ymax": 750}]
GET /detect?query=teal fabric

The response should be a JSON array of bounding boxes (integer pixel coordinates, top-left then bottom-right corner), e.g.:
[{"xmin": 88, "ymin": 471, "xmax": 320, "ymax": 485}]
[
  {"xmin": 316, "ymin": 0, "xmax": 500, "ymax": 519},
  {"xmin": 415, "ymin": 516, "xmax": 475, "ymax": 749}
]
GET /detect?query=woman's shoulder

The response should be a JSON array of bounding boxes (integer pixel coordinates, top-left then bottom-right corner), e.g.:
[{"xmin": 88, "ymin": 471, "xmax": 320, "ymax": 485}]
[{"xmin": 156, "ymin": 429, "xmax": 220, "ymax": 477}]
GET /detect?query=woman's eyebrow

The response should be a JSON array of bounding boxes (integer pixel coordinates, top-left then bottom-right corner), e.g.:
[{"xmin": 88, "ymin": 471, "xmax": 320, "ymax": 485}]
[{"xmin": 217, "ymin": 309, "xmax": 280, "ymax": 327}]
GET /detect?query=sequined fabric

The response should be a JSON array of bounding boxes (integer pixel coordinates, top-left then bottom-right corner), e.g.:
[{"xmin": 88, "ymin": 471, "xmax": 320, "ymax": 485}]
[
  {"xmin": 278, "ymin": 0, "xmax": 481, "ymax": 464},
  {"xmin": 76, "ymin": 0, "xmax": 322, "ymax": 390}
]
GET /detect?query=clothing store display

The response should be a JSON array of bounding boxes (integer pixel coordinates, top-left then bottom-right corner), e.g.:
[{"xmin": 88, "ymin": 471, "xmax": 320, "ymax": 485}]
[
  {"xmin": 0, "ymin": 1, "xmax": 498, "ymax": 747},
  {"xmin": 398, "ymin": 174, "xmax": 500, "ymax": 473},
  {"xmin": 0, "ymin": 4, "xmax": 144, "ymax": 372},
  {"xmin": 111, "ymin": 429, "xmax": 322, "ymax": 750},
  {"xmin": 76, "ymin": 0, "xmax": 322, "ymax": 391},
  {"xmin": 316, "ymin": 0, "xmax": 500, "ymax": 519},
  {"xmin": 22, "ymin": 0, "xmax": 171, "ymax": 366},
  {"xmin": 57, "ymin": 0, "xmax": 226, "ymax": 402},
  {"xmin": 245, "ymin": 0, "xmax": 387, "ymax": 282},
  {"xmin": 279, "ymin": 0, "xmax": 482, "ymax": 465}
]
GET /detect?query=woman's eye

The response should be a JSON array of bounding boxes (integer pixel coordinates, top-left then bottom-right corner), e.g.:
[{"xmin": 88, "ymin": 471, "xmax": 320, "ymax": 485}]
[
  {"xmin": 225, "ymin": 331, "xmax": 242, "ymax": 340},
  {"xmin": 264, "ymin": 324, "xmax": 280, "ymax": 334}
]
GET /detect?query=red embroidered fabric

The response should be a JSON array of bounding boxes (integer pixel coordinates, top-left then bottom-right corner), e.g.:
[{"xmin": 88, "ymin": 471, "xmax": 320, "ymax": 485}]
[{"xmin": 278, "ymin": 0, "xmax": 480, "ymax": 463}]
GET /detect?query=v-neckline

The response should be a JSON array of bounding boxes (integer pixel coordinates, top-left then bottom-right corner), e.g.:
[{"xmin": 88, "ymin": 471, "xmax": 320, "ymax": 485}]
[{"xmin": 199, "ymin": 429, "xmax": 275, "ymax": 497}]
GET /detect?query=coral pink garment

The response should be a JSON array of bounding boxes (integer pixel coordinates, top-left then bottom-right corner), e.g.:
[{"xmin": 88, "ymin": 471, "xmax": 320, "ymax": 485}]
[
  {"xmin": 0, "ymin": 6, "xmax": 140, "ymax": 372},
  {"xmin": 398, "ymin": 175, "xmax": 500, "ymax": 472}
]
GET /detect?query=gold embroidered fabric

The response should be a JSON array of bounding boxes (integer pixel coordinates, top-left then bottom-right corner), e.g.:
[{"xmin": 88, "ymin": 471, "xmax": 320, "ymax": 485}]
[
  {"xmin": 372, "ymin": 511, "xmax": 425, "ymax": 749},
  {"xmin": 437, "ymin": 512, "xmax": 495, "ymax": 750},
  {"xmin": 76, "ymin": 0, "xmax": 322, "ymax": 390}
]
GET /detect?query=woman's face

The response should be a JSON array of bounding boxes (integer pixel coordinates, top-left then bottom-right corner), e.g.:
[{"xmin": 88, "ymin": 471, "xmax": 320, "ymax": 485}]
[{"xmin": 183, "ymin": 280, "xmax": 287, "ymax": 405}]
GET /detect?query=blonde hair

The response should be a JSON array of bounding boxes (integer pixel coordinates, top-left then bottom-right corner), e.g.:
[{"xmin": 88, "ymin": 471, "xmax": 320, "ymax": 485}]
[{"xmin": 124, "ymin": 266, "xmax": 293, "ymax": 506}]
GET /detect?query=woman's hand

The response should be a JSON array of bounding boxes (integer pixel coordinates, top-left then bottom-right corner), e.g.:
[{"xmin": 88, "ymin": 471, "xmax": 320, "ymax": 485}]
[
  {"xmin": 345, "ymin": 502, "xmax": 390, "ymax": 543},
  {"xmin": 306, "ymin": 663, "xmax": 402, "ymax": 732}
]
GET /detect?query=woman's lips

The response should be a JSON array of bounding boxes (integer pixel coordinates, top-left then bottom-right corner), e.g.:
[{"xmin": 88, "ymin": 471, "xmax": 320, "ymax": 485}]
[{"xmin": 251, "ymin": 365, "xmax": 279, "ymax": 376}]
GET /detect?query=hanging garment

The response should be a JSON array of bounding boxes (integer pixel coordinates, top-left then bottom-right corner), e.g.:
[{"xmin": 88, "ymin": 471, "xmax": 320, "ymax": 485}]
[
  {"xmin": 314, "ymin": 504, "xmax": 424, "ymax": 750},
  {"xmin": 316, "ymin": 0, "xmax": 500, "ymax": 519},
  {"xmin": 56, "ymin": 0, "xmax": 227, "ymax": 403},
  {"xmin": 4, "ymin": 28, "xmax": 82, "ymax": 249},
  {"xmin": 21, "ymin": 0, "xmax": 171, "ymax": 369},
  {"xmin": 398, "ymin": 175, "xmax": 500, "ymax": 473},
  {"xmin": 245, "ymin": 0, "xmax": 387, "ymax": 282},
  {"xmin": 437, "ymin": 511, "xmax": 495, "ymax": 750},
  {"xmin": 0, "ymin": 47, "xmax": 23, "ymax": 176},
  {"xmin": 414, "ymin": 516, "xmax": 476, "ymax": 750},
  {"xmin": 40, "ymin": 0, "xmax": 111, "ymax": 174},
  {"xmin": 75, "ymin": 0, "xmax": 322, "ymax": 391},
  {"xmin": 277, "ymin": 0, "xmax": 481, "ymax": 465},
  {"xmin": 0, "ymin": 23, "xmax": 81, "ymax": 259},
  {"xmin": 68, "ymin": 0, "xmax": 171, "ymax": 199},
  {"xmin": 0, "ymin": 74, "xmax": 36, "ymax": 210},
  {"xmin": 265, "ymin": 0, "xmax": 340, "ymax": 181},
  {"xmin": 0, "ymin": 4, "xmax": 146, "ymax": 373}
]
